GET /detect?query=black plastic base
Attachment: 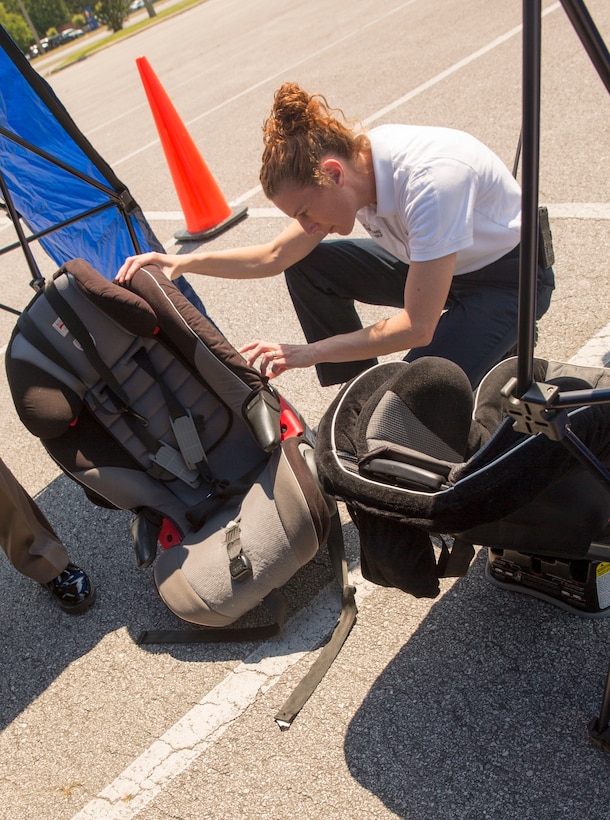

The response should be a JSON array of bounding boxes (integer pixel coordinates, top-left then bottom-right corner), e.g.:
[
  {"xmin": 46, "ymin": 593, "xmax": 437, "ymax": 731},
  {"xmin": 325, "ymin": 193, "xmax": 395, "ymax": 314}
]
[
  {"xmin": 486, "ymin": 548, "xmax": 610, "ymax": 618},
  {"xmin": 174, "ymin": 205, "xmax": 248, "ymax": 243}
]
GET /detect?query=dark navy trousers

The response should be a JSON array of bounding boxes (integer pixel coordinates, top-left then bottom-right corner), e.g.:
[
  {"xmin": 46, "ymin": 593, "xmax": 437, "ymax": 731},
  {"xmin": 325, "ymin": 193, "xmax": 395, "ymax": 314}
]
[{"xmin": 285, "ymin": 238, "xmax": 555, "ymax": 389}]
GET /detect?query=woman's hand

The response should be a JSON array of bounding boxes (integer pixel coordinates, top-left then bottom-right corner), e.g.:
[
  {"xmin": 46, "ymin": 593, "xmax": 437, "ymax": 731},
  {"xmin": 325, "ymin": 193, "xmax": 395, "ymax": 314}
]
[
  {"xmin": 115, "ymin": 252, "xmax": 183, "ymax": 284},
  {"xmin": 239, "ymin": 340, "xmax": 316, "ymax": 379}
]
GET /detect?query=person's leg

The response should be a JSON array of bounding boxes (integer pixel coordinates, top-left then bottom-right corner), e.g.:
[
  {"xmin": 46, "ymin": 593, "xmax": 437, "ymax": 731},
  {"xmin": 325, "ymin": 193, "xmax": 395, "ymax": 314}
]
[
  {"xmin": 0, "ymin": 456, "xmax": 68, "ymax": 583},
  {"xmin": 285, "ymin": 238, "xmax": 408, "ymax": 386},
  {"xmin": 405, "ymin": 276, "xmax": 521, "ymax": 388},
  {"xmin": 405, "ymin": 248, "xmax": 555, "ymax": 388},
  {"xmin": 0, "ymin": 457, "xmax": 96, "ymax": 612}
]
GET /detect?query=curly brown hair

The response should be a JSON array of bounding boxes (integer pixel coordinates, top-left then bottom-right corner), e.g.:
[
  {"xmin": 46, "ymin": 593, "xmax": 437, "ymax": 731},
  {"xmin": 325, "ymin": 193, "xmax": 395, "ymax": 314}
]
[{"xmin": 260, "ymin": 82, "xmax": 369, "ymax": 199}]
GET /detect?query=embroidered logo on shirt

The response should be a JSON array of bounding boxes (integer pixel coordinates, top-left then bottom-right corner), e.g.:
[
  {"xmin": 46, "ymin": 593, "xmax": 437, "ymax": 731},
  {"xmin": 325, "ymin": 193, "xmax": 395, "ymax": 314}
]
[{"xmin": 361, "ymin": 221, "xmax": 383, "ymax": 239}]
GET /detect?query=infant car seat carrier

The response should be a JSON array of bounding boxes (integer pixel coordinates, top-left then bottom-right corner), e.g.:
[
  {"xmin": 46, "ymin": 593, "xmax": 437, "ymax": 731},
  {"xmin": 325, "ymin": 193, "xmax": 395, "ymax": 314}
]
[
  {"xmin": 6, "ymin": 259, "xmax": 356, "ymax": 728},
  {"xmin": 315, "ymin": 355, "xmax": 610, "ymax": 609}
]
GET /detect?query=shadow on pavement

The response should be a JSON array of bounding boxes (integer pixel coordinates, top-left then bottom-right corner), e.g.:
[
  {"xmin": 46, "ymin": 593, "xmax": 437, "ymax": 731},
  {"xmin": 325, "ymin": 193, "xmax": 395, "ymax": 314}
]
[
  {"xmin": 344, "ymin": 551, "xmax": 610, "ymax": 819},
  {"xmin": 0, "ymin": 471, "xmax": 343, "ymax": 730}
]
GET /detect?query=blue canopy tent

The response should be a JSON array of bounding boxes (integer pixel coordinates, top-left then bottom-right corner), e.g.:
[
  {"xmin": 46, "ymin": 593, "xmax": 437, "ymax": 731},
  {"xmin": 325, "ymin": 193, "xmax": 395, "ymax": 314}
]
[{"xmin": 0, "ymin": 25, "xmax": 206, "ymax": 314}]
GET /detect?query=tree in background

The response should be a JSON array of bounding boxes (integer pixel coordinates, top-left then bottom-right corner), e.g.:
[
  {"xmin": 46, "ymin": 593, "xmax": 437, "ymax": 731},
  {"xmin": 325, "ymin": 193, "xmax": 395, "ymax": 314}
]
[
  {"xmin": 9, "ymin": 0, "xmax": 71, "ymax": 36},
  {"xmin": 64, "ymin": 0, "xmax": 85, "ymax": 13},
  {"xmin": 0, "ymin": 1, "xmax": 32, "ymax": 49},
  {"xmin": 93, "ymin": 0, "xmax": 127, "ymax": 31}
]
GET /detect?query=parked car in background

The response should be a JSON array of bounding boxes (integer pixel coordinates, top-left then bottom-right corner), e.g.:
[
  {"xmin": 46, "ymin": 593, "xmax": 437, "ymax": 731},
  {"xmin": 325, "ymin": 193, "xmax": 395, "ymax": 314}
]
[
  {"xmin": 27, "ymin": 27, "xmax": 84, "ymax": 58},
  {"xmin": 43, "ymin": 33, "xmax": 64, "ymax": 50},
  {"xmin": 60, "ymin": 28, "xmax": 85, "ymax": 42}
]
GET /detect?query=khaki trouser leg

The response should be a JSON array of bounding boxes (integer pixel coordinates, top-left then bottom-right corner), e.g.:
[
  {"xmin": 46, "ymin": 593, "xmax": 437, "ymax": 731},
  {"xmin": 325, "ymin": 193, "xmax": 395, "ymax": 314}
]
[{"xmin": 0, "ymin": 457, "xmax": 68, "ymax": 584}]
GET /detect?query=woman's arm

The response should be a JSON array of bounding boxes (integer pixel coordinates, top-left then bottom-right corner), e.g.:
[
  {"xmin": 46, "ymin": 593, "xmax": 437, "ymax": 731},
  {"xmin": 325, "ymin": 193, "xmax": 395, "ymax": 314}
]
[
  {"xmin": 114, "ymin": 220, "xmax": 323, "ymax": 284},
  {"xmin": 241, "ymin": 253, "xmax": 457, "ymax": 377}
]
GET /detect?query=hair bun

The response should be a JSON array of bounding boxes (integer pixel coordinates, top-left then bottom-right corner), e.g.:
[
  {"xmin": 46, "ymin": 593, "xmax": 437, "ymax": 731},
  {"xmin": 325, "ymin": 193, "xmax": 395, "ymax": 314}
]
[
  {"xmin": 266, "ymin": 81, "xmax": 316, "ymax": 139},
  {"xmin": 260, "ymin": 82, "xmax": 366, "ymax": 198}
]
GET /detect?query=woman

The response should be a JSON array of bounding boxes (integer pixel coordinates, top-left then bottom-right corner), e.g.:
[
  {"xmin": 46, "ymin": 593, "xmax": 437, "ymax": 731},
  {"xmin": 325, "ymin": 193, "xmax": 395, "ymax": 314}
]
[{"xmin": 116, "ymin": 82, "xmax": 554, "ymax": 389}]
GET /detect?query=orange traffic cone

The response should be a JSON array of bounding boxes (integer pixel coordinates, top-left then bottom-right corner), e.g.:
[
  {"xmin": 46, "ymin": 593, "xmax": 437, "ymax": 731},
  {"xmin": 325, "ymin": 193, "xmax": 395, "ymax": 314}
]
[{"xmin": 136, "ymin": 56, "xmax": 247, "ymax": 242}]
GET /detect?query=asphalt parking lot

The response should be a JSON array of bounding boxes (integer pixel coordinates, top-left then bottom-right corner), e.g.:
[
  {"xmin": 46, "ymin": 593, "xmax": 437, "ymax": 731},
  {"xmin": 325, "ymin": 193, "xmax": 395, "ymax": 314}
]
[{"xmin": 1, "ymin": 1, "xmax": 610, "ymax": 818}]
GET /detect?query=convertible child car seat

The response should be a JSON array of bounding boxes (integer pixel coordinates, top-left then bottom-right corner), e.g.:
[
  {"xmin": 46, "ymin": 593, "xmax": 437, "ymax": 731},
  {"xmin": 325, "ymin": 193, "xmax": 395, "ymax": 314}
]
[{"xmin": 5, "ymin": 259, "xmax": 356, "ymax": 727}]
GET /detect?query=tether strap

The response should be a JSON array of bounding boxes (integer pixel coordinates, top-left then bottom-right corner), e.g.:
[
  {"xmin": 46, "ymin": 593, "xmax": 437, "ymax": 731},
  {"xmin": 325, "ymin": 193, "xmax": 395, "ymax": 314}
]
[
  {"xmin": 139, "ymin": 509, "xmax": 357, "ymax": 730},
  {"xmin": 137, "ymin": 588, "xmax": 287, "ymax": 645},
  {"xmin": 274, "ymin": 510, "xmax": 357, "ymax": 730},
  {"xmin": 436, "ymin": 535, "xmax": 475, "ymax": 578}
]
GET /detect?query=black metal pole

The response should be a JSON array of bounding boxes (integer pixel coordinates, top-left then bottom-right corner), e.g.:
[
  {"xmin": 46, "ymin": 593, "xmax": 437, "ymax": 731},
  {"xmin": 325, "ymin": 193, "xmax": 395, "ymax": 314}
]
[
  {"xmin": 516, "ymin": 0, "xmax": 542, "ymax": 397},
  {"xmin": 0, "ymin": 167, "xmax": 43, "ymax": 289},
  {"xmin": 560, "ymin": 0, "xmax": 610, "ymax": 94}
]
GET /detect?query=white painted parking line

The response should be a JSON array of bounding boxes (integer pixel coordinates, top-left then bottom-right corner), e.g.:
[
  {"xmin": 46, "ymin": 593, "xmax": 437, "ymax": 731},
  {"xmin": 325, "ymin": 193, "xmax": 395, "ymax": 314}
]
[
  {"xmin": 570, "ymin": 335, "xmax": 610, "ymax": 368},
  {"xmin": 546, "ymin": 203, "xmax": 610, "ymax": 220},
  {"xmin": 71, "ymin": 568, "xmax": 375, "ymax": 820},
  {"xmin": 144, "ymin": 207, "xmax": 286, "ymax": 221},
  {"xmin": 145, "ymin": 203, "xmax": 608, "ymax": 224}
]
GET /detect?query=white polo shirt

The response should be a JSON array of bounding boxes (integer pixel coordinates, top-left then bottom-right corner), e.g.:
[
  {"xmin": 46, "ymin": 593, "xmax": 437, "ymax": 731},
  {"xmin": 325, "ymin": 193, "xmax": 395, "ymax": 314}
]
[{"xmin": 356, "ymin": 124, "xmax": 521, "ymax": 275}]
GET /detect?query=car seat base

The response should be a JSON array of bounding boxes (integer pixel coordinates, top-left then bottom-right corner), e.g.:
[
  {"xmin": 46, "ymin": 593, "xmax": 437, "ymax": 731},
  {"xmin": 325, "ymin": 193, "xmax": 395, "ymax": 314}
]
[{"xmin": 486, "ymin": 548, "xmax": 610, "ymax": 618}]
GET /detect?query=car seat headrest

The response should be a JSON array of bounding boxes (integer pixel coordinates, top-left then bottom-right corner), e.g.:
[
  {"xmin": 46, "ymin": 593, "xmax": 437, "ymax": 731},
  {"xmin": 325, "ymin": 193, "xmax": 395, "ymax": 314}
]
[
  {"xmin": 355, "ymin": 357, "xmax": 474, "ymax": 462},
  {"xmin": 64, "ymin": 258, "xmax": 158, "ymax": 337}
]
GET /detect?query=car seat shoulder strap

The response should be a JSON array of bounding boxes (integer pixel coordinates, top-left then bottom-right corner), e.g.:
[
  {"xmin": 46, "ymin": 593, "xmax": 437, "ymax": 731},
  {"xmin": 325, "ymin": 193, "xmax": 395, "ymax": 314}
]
[
  {"xmin": 16, "ymin": 309, "xmax": 80, "ymax": 380},
  {"xmin": 132, "ymin": 347, "xmax": 209, "ymax": 475},
  {"xmin": 44, "ymin": 277, "xmax": 133, "ymax": 414},
  {"xmin": 44, "ymin": 279, "xmax": 204, "ymax": 487}
]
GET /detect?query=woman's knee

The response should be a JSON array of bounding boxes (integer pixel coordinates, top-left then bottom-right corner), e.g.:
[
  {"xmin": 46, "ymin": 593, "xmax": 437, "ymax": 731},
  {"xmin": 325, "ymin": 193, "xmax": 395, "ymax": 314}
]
[{"xmin": 285, "ymin": 241, "xmax": 346, "ymax": 293}]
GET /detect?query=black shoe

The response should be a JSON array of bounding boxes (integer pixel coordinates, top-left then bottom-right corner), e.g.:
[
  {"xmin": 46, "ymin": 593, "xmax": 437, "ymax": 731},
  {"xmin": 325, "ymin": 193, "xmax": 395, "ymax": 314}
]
[{"xmin": 45, "ymin": 563, "xmax": 96, "ymax": 614}]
